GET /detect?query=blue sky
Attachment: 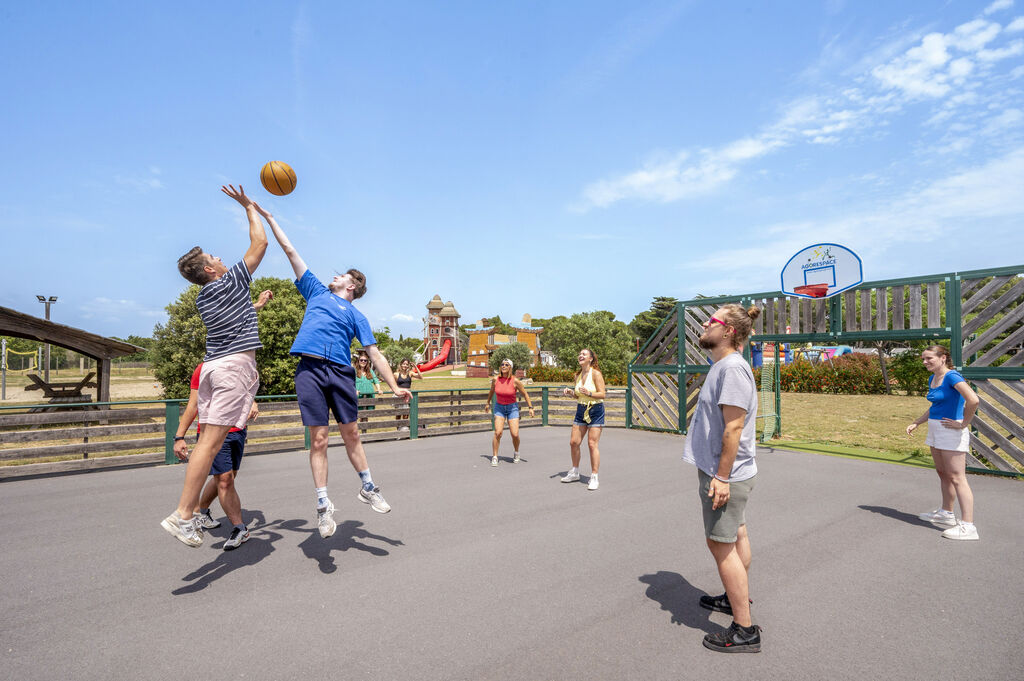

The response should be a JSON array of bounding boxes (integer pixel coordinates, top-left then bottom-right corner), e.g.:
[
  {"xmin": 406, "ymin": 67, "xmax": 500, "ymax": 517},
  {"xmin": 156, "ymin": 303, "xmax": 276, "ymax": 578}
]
[{"xmin": 2, "ymin": 1, "xmax": 1022, "ymax": 342}]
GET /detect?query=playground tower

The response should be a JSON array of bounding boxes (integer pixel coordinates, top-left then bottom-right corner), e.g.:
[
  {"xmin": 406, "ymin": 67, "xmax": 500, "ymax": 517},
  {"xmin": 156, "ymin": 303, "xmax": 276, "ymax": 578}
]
[{"xmin": 422, "ymin": 295, "xmax": 460, "ymax": 366}]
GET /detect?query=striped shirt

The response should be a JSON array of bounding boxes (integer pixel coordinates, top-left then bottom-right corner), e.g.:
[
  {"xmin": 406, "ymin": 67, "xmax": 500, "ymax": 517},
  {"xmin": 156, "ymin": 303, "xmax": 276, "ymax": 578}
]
[{"xmin": 196, "ymin": 260, "xmax": 262, "ymax": 361}]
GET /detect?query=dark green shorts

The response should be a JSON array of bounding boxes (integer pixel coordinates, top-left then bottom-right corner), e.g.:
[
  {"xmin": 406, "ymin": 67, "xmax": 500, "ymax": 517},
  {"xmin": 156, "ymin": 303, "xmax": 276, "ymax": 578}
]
[{"xmin": 698, "ymin": 470, "xmax": 755, "ymax": 543}]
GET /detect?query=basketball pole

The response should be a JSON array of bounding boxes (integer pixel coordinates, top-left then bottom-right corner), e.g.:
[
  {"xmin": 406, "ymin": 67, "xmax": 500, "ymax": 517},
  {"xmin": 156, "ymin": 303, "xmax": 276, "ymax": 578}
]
[{"xmin": 1, "ymin": 337, "xmax": 6, "ymax": 400}]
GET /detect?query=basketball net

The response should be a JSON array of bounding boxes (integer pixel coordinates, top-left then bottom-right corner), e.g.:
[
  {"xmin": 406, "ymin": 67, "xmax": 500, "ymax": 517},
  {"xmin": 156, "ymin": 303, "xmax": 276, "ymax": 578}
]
[{"xmin": 759, "ymin": 357, "xmax": 777, "ymax": 442}]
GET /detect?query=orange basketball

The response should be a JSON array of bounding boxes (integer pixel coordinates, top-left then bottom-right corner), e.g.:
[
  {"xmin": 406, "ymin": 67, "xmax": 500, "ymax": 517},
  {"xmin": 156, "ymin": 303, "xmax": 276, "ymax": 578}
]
[{"xmin": 260, "ymin": 161, "xmax": 297, "ymax": 196}]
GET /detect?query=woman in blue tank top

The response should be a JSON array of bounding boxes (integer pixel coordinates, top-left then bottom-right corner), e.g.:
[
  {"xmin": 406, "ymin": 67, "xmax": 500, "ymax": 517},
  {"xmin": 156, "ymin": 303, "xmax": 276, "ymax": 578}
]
[{"xmin": 906, "ymin": 345, "xmax": 980, "ymax": 541}]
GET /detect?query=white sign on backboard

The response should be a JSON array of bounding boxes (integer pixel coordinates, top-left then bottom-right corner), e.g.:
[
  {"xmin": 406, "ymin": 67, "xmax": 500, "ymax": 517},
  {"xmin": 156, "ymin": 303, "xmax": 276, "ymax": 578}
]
[{"xmin": 781, "ymin": 243, "xmax": 862, "ymax": 299}]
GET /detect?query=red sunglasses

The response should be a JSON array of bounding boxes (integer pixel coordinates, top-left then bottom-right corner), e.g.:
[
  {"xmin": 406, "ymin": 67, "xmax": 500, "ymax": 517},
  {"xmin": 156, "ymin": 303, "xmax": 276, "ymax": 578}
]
[{"xmin": 706, "ymin": 316, "xmax": 730, "ymax": 328}]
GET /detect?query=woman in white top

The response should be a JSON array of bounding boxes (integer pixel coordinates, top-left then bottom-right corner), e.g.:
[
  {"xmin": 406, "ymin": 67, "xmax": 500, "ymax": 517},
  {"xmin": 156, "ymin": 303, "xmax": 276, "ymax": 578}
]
[{"xmin": 561, "ymin": 348, "xmax": 606, "ymax": 490}]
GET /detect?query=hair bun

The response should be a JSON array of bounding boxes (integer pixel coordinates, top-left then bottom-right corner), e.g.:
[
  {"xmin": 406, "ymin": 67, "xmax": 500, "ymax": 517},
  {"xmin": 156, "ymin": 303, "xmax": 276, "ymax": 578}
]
[{"xmin": 747, "ymin": 306, "xmax": 761, "ymax": 321}]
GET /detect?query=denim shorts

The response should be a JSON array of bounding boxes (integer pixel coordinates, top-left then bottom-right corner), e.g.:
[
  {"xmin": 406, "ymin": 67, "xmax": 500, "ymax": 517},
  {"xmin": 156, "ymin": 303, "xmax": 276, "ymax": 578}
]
[
  {"xmin": 573, "ymin": 402, "xmax": 605, "ymax": 427},
  {"xmin": 209, "ymin": 428, "xmax": 246, "ymax": 475},
  {"xmin": 493, "ymin": 402, "xmax": 520, "ymax": 420}
]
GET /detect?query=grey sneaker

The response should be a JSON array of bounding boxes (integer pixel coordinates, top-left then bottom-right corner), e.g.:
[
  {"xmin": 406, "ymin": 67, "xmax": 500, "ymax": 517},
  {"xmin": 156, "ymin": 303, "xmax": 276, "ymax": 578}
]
[
  {"xmin": 223, "ymin": 525, "xmax": 250, "ymax": 551},
  {"xmin": 358, "ymin": 486, "xmax": 392, "ymax": 513},
  {"xmin": 919, "ymin": 509, "xmax": 957, "ymax": 527},
  {"xmin": 513, "ymin": 452, "xmax": 521, "ymax": 463},
  {"xmin": 561, "ymin": 469, "xmax": 580, "ymax": 483},
  {"xmin": 195, "ymin": 509, "xmax": 221, "ymax": 529},
  {"xmin": 161, "ymin": 511, "xmax": 203, "ymax": 547},
  {"xmin": 317, "ymin": 502, "xmax": 337, "ymax": 538}
]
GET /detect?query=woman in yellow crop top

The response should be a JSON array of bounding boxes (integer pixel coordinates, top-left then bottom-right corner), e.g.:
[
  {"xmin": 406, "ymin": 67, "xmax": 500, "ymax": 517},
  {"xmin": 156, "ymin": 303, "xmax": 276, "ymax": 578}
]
[{"xmin": 560, "ymin": 348, "xmax": 606, "ymax": 490}]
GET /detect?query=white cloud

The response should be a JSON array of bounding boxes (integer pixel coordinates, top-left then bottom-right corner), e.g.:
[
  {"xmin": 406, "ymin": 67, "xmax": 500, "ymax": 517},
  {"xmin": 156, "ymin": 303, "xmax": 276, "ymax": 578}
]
[
  {"xmin": 984, "ymin": 0, "xmax": 1014, "ymax": 16},
  {"xmin": 80, "ymin": 297, "xmax": 166, "ymax": 323},
  {"xmin": 575, "ymin": 12, "xmax": 1024, "ymax": 211},
  {"xmin": 1007, "ymin": 17, "xmax": 1024, "ymax": 32},
  {"xmin": 114, "ymin": 173, "xmax": 163, "ymax": 192},
  {"xmin": 981, "ymin": 107, "xmax": 1024, "ymax": 135},
  {"xmin": 391, "ymin": 313, "xmax": 415, "ymax": 322}
]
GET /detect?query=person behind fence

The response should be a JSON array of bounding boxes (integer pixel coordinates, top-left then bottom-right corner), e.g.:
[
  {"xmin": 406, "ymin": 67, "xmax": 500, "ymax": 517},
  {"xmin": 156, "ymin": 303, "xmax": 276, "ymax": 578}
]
[
  {"xmin": 682, "ymin": 303, "xmax": 763, "ymax": 653},
  {"xmin": 393, "ymin": 358, "xmax": 422, "ymax": 430},
  {"xmin": 907, "ymin": 344, "xmax": 981, "ymax": 541},
  {"xmin": 484, "ymin": 358, "xmax": 535, "ymax": 466},
  {"xmin": 354, "ymin": 349, "xmax": 382, "ymax": 423},
  {"xmin": 162, "ymin": 185, "xmax": 267, "ymax": 548},
  {"xmin": 171, "ymin": 290, "xmax": 273, "ymax": 551},
  {"xmin": 560, "ymin": 348, "xmax": 605, "ymax": 490},
  {"xmin": 252, "ymin": 202, "xmax": 411, "ymax": 540}
]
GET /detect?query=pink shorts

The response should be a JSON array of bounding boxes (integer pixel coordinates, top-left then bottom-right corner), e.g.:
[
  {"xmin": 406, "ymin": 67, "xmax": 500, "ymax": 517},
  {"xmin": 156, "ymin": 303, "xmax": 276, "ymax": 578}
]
[{"xmin": 197, "ymin": 352, "xmax": 259, "ymax": 429}]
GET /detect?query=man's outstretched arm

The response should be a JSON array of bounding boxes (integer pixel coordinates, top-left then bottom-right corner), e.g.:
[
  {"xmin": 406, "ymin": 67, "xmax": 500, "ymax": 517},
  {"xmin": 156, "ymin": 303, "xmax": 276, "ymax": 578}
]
[
  {"xmin": 252, "ymin": 202, "xmax": 307, "ymax": 280},
  {"xmin": 222, "ymin": 185, "xmax": 268, "ymax": 274}
]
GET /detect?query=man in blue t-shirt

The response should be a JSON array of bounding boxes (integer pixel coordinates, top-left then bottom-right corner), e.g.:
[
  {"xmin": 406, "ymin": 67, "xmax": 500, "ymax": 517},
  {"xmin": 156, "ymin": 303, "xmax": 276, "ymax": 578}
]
[
  {"xmin": 163, "ymin": 184, "xmax": 268, "ymax": 549},
  {"xmin": 253, "ymin": 203, "xmax": 411, "ymax": 540}
]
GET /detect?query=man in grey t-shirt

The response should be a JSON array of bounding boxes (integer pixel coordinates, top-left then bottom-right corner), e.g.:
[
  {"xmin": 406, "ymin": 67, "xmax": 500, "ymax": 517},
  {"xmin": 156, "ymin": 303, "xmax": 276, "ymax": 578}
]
[{"xmin": 681, "ymin": 304, "xmax": 763, "ymax": 653}]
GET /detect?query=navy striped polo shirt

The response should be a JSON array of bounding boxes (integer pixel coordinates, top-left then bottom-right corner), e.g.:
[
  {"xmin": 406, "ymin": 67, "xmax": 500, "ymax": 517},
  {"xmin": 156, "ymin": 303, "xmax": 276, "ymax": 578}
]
[{"xmin": 196, "ymin": 260, "xmax": 262, "ymax": 361}]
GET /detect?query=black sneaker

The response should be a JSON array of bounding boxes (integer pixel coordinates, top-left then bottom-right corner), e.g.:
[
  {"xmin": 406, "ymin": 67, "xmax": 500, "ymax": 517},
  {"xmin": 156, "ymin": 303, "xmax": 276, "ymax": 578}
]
[
  {"xmin": 698, "ymin": 593, "xmax": 753, "ymax": 615},
  {"xmin": 223, "ymin": 526, "xmax": 250, "ymax": 551},
  {"xmin": 702, "ymin": 622, "xmax": 762, "ymax": 653}
]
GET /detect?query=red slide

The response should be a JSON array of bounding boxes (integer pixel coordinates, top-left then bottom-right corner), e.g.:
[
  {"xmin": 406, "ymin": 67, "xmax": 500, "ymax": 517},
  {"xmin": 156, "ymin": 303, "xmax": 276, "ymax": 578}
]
[{"xmin": 417, "ymin": 338, "xmax": 452, "ymax": 372}]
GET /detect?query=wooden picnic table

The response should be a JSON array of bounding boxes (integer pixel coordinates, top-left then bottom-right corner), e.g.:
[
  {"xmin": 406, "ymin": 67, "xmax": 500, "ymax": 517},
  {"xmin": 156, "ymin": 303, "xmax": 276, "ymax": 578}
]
[{"xmin": 24, "ymin": 372, "xmax": 97, "ymax": 411}]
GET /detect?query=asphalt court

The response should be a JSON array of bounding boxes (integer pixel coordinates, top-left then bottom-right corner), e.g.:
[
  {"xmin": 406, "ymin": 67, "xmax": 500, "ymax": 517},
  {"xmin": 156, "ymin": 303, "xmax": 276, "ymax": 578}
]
[{"xmin": 1, "ymin": 427, "xmax": 1021, "ymax": 681}]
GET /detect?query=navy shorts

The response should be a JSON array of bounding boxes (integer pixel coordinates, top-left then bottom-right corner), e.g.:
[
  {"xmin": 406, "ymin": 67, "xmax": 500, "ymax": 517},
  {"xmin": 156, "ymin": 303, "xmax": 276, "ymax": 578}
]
[
  {"xmin": 573, "ymin": 402, "xmax": 605, "ymax": 427},
  {"xmin": 493, "ymin": 402, "xmax": 520, "ymax": 420},
  {"xmin": 209, "ymin": 428, "xmax": 246, "ymax": 476},
  {"xmin": 295, "ymin": 357, "xmax": 359, "ymax": 426}
]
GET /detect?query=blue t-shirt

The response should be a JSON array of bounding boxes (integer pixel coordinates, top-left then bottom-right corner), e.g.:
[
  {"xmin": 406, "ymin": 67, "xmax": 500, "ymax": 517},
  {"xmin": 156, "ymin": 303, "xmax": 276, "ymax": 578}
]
[
  {"xmin": 289, "ymin": 269, "xmax": 376, "ymax": 366},
  {"xmin": 927, "ymin": 370, "xmax": 966, "ymax": 420},
  {"xmin": 196, "ymin": 260, "xmax": 262, "ymax": 361}
]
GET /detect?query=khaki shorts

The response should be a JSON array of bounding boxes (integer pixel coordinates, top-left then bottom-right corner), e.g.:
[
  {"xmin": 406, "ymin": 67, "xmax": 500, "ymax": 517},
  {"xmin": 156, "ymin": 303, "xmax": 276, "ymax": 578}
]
[
  {"xmin": 698, "ymin": 470, "xmax": 755, "ymax": 543},
  {"xmin": 197, "ymin": 352, "xmax": 259, "ymax": 429}
]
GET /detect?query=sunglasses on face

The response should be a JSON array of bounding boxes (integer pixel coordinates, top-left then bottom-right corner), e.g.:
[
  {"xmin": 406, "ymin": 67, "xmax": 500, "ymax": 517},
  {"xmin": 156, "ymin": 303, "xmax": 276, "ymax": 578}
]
[{"xmin": 704, "ymin": 316, "xmax": 730, "ymax": 329}]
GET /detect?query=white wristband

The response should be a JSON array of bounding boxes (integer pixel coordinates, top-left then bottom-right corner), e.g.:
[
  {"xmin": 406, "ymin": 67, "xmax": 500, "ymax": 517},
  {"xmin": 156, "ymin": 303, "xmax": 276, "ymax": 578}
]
[{"xmin": 714, "ymin": 474, "xmax": 730, "ymax": 483}]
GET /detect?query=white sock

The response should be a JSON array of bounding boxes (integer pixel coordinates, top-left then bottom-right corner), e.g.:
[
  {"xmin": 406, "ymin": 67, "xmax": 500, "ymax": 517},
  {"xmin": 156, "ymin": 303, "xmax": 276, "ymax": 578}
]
[{"xmin": 316, "ymin": 486, "xmax": 329, "ymax": 509}]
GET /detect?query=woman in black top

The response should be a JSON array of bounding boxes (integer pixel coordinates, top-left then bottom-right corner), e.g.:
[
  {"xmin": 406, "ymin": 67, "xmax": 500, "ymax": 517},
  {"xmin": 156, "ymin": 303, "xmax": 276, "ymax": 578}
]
[{"xmin": 394, "ymin": 359, "xmax": 423, "ymax": 430}]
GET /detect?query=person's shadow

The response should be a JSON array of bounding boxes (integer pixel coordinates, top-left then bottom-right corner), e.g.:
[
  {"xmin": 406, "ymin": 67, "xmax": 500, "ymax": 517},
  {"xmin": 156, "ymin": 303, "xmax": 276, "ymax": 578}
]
[
  {"xmin": 173, "ymin": 509, "xmax": 282, "ymax": 595},
  {"xmin": 858, "ymin": 505, "xmax": 938, "ymax": 529},
  {"xmin": 638, "ymin": 571, "xmax": 725, "ymax": 635},
  {"xmin": 296, "ymin": 518, "xmax": 404, "ymax": 574}
]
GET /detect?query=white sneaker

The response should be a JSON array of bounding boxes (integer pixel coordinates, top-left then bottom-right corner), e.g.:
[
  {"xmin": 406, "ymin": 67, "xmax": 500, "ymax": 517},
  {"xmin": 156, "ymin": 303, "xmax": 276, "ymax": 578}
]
[
  {"xmin": 358, "ymin": 486, "xmax": 392, "ymax": 513},
  {"xmin": 161, "ymin": 511, "xmax": 203, "ymax": 547},
  {"xmin": 491, "ymin": 456, "xmax": 499, "ymax": 467},
  {"xmin": 587, "ymin": 474, "xmax": 600, "ymax": 491},
  {"xmin": 942, "ymin": 522, "xmax": 979, "ymax": 541},
  {"xmin": 513, "ymin": 452, "xmax": 521, "ymax": 464},
  {"xmin": 919, "ymin": 509, "xmax": 957, "ymax": 527},
  {"xmin": 195, "ymin": 509, "xmax": 221, "ymax": 529},
  {"xmin": 223, "ymin": 525, "xmax": 250, "ymax": 551},
  {"xmin": 561, "ymin": 469, "xmax": 580, "ymax": 483},
  {"xmin": 317, "ymin": 502, "xmax": 337, "ymax": 538}
]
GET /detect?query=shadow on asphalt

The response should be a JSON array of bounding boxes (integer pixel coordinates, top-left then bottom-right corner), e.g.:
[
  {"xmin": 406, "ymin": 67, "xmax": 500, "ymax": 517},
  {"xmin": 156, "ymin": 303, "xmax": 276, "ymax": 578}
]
[
  {"xmin": 296, "ymin": 518, "xmax": 404, "ymax": 574},
  {"xmin": 638, "ymin": 571, "xmax": 724, "ymax": 635},
  {"xmin": 173, "ymin": 509, "xmax": 283, "ymax": 595},
  {"xmin": 172, "ymin": 510, "xmax": 405, "ymax": 592},
  {"xmin": 858, "ymin": 505, "xmax": 938, "ymax": 529}
]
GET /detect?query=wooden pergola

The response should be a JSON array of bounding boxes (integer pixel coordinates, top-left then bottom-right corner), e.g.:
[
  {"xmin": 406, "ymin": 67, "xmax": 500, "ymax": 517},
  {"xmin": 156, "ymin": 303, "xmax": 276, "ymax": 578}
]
[{"xmin": 0, "ymin": 306, "xmax": 144, "ymax": 402}]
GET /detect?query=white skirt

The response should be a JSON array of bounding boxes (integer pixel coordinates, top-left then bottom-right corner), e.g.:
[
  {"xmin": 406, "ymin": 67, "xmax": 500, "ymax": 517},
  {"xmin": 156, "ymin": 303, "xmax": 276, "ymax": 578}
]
[{"xmin": 925, "ymin": 418, "xmax": 970, "ymax": 452}]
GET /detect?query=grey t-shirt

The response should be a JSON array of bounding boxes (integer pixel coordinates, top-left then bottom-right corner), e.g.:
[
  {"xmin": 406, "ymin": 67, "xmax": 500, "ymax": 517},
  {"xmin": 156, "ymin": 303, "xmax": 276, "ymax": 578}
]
[{"xmin": 682, "ymin": 351, "xmax": 758, "ymax": 482}]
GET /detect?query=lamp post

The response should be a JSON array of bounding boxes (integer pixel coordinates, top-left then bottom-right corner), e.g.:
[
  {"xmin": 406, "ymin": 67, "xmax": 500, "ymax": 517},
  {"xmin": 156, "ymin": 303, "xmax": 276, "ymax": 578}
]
[{"xmin": 36, "ymin": 295, "xmax": 57, "ymax": 382}]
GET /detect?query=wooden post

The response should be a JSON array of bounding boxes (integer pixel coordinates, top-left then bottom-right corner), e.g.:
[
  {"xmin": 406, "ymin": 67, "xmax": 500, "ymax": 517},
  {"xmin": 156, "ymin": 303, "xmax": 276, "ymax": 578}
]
[{"xmin": 96, "ymin": 358, "xmax": 111, "ymax": 402}]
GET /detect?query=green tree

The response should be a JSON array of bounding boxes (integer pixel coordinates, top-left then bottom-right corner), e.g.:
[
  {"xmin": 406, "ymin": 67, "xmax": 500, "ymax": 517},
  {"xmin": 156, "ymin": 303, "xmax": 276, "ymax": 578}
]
[
  {"xmin": 488, "ymin": 342, "xmax": 533, "ymax": 374},
  {"xmin": 382, "ymin": 344, "xmax": 415, "ymax": 370},
  {"xmin": 544, "ymin": 311, "xmax": 634, "ymax": 377},
  {"xmin": 111, "ymin": 334, "xmax": 154, "ymax": 362},
  {"xmin": 629, "ymin": 296, "xmax": 679, "ymax": 349},
  {"xmin": 151, "ymin": 277, "xmax": 306, "ymax": 399}
]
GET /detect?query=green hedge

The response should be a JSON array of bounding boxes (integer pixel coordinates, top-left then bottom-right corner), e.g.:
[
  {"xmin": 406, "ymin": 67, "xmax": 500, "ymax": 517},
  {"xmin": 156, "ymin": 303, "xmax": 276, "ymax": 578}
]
[{"xmin": 754, "ymin": 354, "xmax": 888, "ymax": 395}]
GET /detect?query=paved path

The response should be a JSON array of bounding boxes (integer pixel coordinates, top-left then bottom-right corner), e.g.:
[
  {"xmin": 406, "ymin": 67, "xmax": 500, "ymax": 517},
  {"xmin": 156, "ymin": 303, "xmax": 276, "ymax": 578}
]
[{"xmin": 1, "ymin": 428, "xmax": 1021, "ymax": 681}]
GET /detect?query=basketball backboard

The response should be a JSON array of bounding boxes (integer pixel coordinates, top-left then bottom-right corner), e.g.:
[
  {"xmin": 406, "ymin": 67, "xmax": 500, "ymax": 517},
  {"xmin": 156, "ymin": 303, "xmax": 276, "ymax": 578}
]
[{"xmin": 781, "ymin": 243, "xmax": 862, "ymax": 299}]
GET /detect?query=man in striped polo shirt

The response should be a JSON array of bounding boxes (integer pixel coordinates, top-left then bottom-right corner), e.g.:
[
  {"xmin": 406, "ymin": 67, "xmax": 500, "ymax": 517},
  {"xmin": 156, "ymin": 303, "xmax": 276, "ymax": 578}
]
[{"xmin": 162, "ymin": 184, "xmax": 268, "ymax": 548}]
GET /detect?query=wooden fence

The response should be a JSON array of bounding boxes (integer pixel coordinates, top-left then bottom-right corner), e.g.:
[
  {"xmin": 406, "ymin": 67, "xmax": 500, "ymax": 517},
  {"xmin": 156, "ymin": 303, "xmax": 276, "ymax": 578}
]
[{"xmin": 0, "ymin": 388, "xmax": 627, "ymax": 479}]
